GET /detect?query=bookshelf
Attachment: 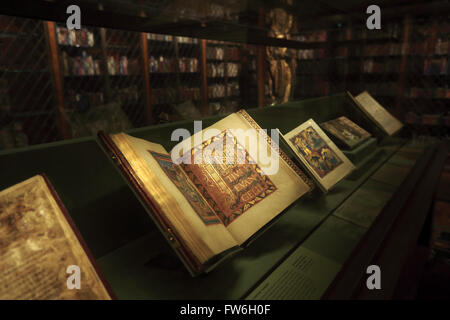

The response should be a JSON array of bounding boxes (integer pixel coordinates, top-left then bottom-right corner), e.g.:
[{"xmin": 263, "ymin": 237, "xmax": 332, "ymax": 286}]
[
  {"xmin": 103, "ymin": 28, "xmax": 145, "ymax": 127},
  {"xmin": 3, "ymin": 8, "xmax": 446, "ymax": 148},
  {"xmin": 147, "ymin": 33, "xmax": 202, "ymax": 122},
  {"xmin": 56, "ymin": 24, "xmax": 105, "ymax": 111},
  {"xmin": 294, "ymin": 29, "xmax": 331, "ymax": 100},
  {"xmin": 292, "ymin": 15, "xmax": 449, "ymax": 122},
  {"xmin": 0, "ymin": 16, "xmax": 58, "ymax": 147},
  {"xmin": 205, "ymin": 40, "xmax": 242, "ymax": 115}
]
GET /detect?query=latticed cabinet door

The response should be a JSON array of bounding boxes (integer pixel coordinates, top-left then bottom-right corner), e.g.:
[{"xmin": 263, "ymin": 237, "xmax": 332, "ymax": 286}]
[{"xmin": 0, "ymin": 15, "xmax": 60, "ymax": 148}]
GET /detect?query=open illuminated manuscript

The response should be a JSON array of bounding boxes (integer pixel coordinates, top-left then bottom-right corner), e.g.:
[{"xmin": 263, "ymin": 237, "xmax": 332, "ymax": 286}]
[
  {"xmin": 99, "ymin": 110, "xmax": 314, "ymax": 275},
  {"xmin": 321, "ymin": 116, "xmax": 371, "ymax": 149},
  {"xmin": 349, "ymin": 91, "xmax": 403, "ymax": 136},
  {"xmin": 0, "ymin": 175, "xmax": 112, "ymax": 300},
  {"xmin": 282, "ymin": 119, "xmax": 355, "ymax": 193}
]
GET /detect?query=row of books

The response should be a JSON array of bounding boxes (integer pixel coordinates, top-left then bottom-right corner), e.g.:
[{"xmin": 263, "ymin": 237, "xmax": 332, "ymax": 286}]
[
  {"xmin": 208, "ymin": 82, "xmax": 240, "ymax": 98},
  {"xmin": 361, "ymin": 58, "xmax": 447, "ymax": 75},
  {"xmin": 115, "ymin": 86, "xmax": 141, "ymax": 103},
  {"xmin": 292, "ymin": 30, "xmax": 327, "ymax": 43},
  {"xmin": 362, "ymin": 59, "xmax": 400, "ymax": 74},
  {"xmin": 336, "ymin": 41, "xmax": 449, "ymax": 58},
  {"xmin": 207, "ymin": 40, "xmax": 237, "ymax": 46},
  {"xmin": 207, "ymin": 62, "xmax": 240, "ymax": 78},
  {"xmin": 107, "ymin": 54, "xmax": 140, "ymax": 76},
  {"xmin": 148, "ymin": 56, "xmax": 199, "ymax": 73},
  {"xmin": 0, "ymin": 79, "xmax": 9, "ymax": 109},
  {"xmin": 62, "ymin": 50, "xmax": 143, "ymax": 76},
  {"xmin": 248, "ymin": 59, "xmax": 257, "ymax": 72},
  {"xmin": 296, "ymin": 78, "xmax": 330, "ymax": 96},
  {"xmin": 56, "ymin": 26, "xmax": 95, "ymax": 47},
  {"xmin": 405, "ymin": 112, "xmax": 450, "ymax": 126},
  {"xmin": 206, "ymin": 46, "xmax": 240, "ymax": 61},
  {"xmin": 299, "ymin": 53, "xmax": 448, "ymax": 77},
  {"xmin": 207, "ymin": 3, "xmax": 239, "ymax": 21},
  {"xmin": 67, "ymin": 90, "xmax": 105, "ymax": 112},
  {"xmin": 336, "ymin": 23, "xmax": 401, "ymax": 41},
  {"xmin": 246, "ymin": 46, "xmax": 258, "ymax": 56},
  {"xmin": 105, "ymin": 34, "xmax": 135, "ymax": 48},
  {"xmin": 434, "ymin": 39, "xmax": 449, "ymax": 55},
  {"xmin": 178, "ymin": 87, "xmax": 201, "ymax": 102},
  {"xmin": 335, "ymin": 60, "xmax": 362, "ymax": 75},
  {"xmin": 297, "ymin": 40, "xmax": 448, "ymax": 62},
  {"xmin": 362, "ymin": 82, "xmax": 400, "ymax": 97},
  {"xmin": 416, "ymin": 23, "xmax": 450, "ymax": 37},
  {"xmin": 297, "ymin": 49, "xmax": 326, "ymax": 60},
  {"xmin": 408, "ymin": 87, "xmax": 450, "ymax": 99},
  {"xmin": 62, "ymin": 51, "xmax": 102, "ymax": 76},
  {"xmin": 178, "ymin": 58, "xmax": 199, "ymax": 73},
  {"xmin": 146, "ymin": 33, "xmax": 199, "ymax": 44},
  {"xmin": 424, "ymin": 58, "xmax": 448, "ymax": 75},
  {"xmin": 297, "ymin": 60, "xmax": 330, "ymax": 74},
  {"xmin": 149, "ymin": 87, "xmax": 201, "ymax": 105}
]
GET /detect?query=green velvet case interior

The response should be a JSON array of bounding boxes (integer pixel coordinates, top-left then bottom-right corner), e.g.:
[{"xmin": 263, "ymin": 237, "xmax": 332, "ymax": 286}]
[{"xmin": 0, "ymin": 92, "xmax": 432, "ymax": 299}]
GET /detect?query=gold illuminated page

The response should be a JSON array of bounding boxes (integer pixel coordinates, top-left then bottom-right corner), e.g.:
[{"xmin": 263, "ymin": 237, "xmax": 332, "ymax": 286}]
[
  {"xmin": 350, "ymin": 91, "xmax": 403, "ymax": 136},
  {"xmin": 284, "ymin": 119, "xmax": 355, "ymax": 192},
  {"xmin": 0, "ymin": 175, "xmax": 111, "ymax": 300},
  {"xmin": 108, "ymin": 110, "xmax": 312, "ymax": 270}
]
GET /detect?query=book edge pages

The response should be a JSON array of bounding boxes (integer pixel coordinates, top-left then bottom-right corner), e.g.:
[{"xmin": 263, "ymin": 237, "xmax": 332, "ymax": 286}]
[
  {"xmin": 347, "ymin": 91, "xmax": 388, "ymax": 134},
  {"xmin": 97, "ymin": 131, "xmax": 205, "ymax": 276},
  {"xmin": 40, "ymin": 174, "xmax": 115, "ymax": 300}
]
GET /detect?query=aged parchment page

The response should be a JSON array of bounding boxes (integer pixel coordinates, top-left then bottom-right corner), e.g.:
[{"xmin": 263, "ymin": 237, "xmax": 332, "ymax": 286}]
[
  {"xmin": 352, "ymin": 91, "xmax": 403, "ymax": 136},
  {"xmin": 0, "ymin": 175, "xmax": 111, "ymax": 300}
]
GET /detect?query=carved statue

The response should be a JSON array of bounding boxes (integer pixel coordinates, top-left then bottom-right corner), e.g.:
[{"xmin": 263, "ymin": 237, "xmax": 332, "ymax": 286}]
[{"xmin": 266, "ymin": 6, "xmax": 297, "ymax": 105}]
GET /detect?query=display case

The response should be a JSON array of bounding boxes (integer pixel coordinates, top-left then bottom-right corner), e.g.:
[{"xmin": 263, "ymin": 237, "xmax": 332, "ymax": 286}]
[{"xmin": 0, "ymin": 92, "xmax": 446, "ymax": 299}]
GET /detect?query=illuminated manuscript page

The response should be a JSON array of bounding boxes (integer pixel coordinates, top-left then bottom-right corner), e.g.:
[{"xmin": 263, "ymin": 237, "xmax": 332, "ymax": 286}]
[
  {"xmin": 173, "ymin": 112, "xmax": 311, "ymax": 244},
  {"xmin": 284, "ymin": 119, "xmax": 355, "ymax": 192},
  {"xmin": 110, "ymin": 134, "xmax": 238, "ymax": 265},
  {"xmin": 0, "ymin": 175, "xmax": 111, "ymax": 300}
]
